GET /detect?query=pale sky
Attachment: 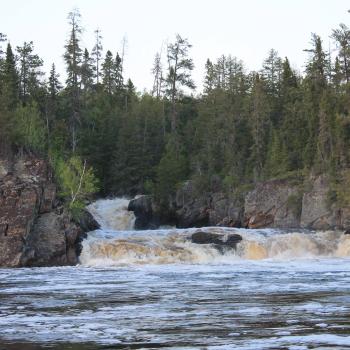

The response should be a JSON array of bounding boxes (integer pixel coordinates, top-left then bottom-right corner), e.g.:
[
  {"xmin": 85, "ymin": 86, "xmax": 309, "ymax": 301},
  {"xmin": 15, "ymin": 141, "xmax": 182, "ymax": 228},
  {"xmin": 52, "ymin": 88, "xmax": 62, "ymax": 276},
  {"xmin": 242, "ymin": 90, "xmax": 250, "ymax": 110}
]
[{"xmin": 1, "ymin": 0, "xmax": 349, "ymax": 92}]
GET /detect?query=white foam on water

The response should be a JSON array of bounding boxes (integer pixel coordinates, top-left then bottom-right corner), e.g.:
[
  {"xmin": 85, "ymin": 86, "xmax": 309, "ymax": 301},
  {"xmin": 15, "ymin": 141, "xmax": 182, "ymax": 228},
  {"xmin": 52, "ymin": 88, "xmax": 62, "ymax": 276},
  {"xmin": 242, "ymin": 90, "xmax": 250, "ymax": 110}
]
[{"xmin": 80, "ymin": 196, "xmax": 350, "ymax": 266}]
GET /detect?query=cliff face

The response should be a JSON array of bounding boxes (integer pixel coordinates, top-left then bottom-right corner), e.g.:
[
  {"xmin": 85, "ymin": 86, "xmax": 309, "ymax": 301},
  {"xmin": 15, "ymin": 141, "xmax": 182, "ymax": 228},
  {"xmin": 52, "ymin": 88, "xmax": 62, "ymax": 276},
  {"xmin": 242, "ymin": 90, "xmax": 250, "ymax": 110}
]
[
  {"xmin": 129, "ymin": 176, "xmax": 350, "ymax": 231},
  {"xmin": 0, "ymin": 153, "xmax": 95, "ymax": 267}
]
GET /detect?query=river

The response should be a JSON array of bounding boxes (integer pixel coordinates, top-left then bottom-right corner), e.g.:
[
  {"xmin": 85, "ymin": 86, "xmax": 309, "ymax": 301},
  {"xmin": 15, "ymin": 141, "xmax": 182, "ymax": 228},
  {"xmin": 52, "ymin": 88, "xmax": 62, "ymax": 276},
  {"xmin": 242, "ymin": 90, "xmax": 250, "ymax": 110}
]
[{"xmin": 0, "ymin": 198, "xmax": 350, "ymax": 349}]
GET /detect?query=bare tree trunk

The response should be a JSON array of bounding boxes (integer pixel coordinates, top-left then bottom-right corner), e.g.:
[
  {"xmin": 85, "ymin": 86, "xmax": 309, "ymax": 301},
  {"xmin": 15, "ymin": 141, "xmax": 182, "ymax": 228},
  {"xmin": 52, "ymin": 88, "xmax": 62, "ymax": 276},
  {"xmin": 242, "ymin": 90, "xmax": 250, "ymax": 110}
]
[{"xmin": 71, "ymin": 159, "xmax": 86, "ymax": 204}]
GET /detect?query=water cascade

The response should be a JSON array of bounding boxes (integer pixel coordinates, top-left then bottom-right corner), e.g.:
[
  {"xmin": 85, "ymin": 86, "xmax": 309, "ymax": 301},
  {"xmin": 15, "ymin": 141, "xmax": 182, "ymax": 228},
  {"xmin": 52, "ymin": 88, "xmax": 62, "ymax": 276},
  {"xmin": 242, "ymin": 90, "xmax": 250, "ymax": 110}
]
[{"xmin": 80, "ymin": 198, "xmax": 350, "ymax": 266}]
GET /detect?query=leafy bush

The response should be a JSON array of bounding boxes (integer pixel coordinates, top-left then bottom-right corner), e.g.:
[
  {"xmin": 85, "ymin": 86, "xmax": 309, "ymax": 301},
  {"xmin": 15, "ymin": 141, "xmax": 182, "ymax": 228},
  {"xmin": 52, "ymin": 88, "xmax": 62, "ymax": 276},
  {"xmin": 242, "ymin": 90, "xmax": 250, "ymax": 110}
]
[{"xmin": 52, "ymin": 155, "xmax": 99, "ymax": 218}]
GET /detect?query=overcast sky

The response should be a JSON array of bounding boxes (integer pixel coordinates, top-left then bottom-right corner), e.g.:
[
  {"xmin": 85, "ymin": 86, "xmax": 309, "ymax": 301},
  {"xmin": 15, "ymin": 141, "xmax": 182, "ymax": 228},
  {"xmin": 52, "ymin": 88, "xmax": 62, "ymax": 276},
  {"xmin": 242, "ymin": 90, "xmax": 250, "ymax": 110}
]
[{"xmin": 1, "ymin": 0, "xmax": 349, "ymax": 92}]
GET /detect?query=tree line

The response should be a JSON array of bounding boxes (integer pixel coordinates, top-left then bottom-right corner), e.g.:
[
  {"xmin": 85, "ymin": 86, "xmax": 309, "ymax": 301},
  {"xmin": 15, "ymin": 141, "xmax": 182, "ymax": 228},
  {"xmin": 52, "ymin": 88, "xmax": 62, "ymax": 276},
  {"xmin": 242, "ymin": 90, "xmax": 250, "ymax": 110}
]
[{"xmin": 1, "ymin": 9, "xmax": 350, "ymax": 212}]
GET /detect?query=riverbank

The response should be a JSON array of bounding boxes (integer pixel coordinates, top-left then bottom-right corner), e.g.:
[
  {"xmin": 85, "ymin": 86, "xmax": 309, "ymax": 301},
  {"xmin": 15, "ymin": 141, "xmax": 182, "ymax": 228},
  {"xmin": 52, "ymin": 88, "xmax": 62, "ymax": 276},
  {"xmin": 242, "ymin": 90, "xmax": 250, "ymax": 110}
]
[
  {"xmin": 129, "ymin": 175, "xmax": 350, "ymax": 232},
  {"xmin": 0, "ymin": 152, "xmax": 98, "ymax": 267}
]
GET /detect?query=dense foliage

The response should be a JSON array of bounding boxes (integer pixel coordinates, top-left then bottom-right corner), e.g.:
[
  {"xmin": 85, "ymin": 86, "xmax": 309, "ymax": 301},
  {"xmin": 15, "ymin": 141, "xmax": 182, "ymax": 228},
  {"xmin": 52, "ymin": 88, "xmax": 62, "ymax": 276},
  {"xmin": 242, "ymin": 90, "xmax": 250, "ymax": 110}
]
[{"xmin": 1, "ymin": 10, "xmax": 350, "ymax": 206}]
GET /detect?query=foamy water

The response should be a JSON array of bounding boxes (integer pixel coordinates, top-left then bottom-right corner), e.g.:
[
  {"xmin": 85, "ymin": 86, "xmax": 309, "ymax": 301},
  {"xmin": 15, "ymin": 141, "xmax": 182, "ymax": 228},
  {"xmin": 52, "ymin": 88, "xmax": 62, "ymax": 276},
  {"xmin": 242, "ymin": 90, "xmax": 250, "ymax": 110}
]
[{"xmin": 1, "ymin": 198, "xmax": 350, "ymax": 349}]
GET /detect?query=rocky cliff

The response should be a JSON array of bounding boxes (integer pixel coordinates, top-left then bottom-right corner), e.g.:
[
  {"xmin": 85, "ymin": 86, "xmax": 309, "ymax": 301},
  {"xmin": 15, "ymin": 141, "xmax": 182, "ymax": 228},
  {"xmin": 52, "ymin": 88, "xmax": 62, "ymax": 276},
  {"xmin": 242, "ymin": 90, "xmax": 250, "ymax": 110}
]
[
  {"xmin": 129, "ymin": 175, "xmax": 350, "ymax": 231},
  {"xmin": 0, "ymin": 152, "xmax": 98, "ymax": 267}
]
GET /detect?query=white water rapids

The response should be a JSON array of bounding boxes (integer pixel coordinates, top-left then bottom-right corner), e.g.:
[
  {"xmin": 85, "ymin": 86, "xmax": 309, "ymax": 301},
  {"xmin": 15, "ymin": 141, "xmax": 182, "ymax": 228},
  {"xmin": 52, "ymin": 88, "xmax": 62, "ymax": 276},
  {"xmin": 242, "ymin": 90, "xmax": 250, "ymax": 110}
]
[
  {"xmin": 1, "ymin": 197, "xmax": 350, "ymax": 349},
  {"xmin": 80, "ymin": 197, "xmax": 350, "ymax": 266}
]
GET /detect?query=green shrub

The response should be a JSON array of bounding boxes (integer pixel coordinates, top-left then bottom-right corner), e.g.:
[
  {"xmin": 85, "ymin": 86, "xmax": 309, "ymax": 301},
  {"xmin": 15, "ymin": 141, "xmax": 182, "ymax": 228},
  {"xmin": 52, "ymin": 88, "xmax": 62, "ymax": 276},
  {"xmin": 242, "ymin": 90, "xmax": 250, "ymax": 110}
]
[{"xmin": 52, "ymin": 155, "xmax": 99, "ymax": 219}]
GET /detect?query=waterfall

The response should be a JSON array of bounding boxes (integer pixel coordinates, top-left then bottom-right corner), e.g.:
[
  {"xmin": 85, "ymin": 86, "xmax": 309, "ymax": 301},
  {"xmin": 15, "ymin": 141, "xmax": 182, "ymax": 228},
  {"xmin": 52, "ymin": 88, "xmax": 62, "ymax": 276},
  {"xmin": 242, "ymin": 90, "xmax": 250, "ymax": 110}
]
[
  {"xmin": 87, "ymin": 198, "xmax": 135, "ymax": 231},
  {"xmin": 80, "ymin": 198, "xmax": 350, "ymax": 266}
]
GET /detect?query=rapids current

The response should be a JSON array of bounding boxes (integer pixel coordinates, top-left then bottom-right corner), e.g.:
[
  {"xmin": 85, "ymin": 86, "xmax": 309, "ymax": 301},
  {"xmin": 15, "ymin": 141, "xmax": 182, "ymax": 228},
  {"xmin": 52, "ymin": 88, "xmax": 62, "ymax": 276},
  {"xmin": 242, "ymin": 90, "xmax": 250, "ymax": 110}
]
[
  {"xmin": 80, "ymin": 198, "xmax": 350, "ymax": 266},
  {"xmin": 0, "ymin": 197, "xmax": 350, "ymax": 349}
]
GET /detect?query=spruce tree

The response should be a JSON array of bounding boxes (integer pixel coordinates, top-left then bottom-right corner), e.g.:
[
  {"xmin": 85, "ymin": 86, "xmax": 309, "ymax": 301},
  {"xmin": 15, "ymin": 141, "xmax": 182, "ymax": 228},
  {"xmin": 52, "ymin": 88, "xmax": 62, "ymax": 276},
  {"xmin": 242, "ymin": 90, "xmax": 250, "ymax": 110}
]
[
  {"xmin": 250, "ymin": 74, "xmax": 270, "ymax": 179},
  {"xmin": 332, "ymin": 23, "xmax": 350, "ymax": 83},
  {"xmin": 151, "ymin": 52, "xmax": 163, "ymax": 98},
  {"xmin": 165, "ymin": 34, "xmax": 195, "ymax": 136},
  {"xmin": 64, "ymin": 8, "xmax": 83, "ymax": 152},
  {"xmin": 16, "ymin": 41, "xmax": 43, "ymax": 104},
  {"xmin": 46, "ymin": 63, "xmax": 62, "ymax": 148},
  {"xmin": 81, "ymin": 48, "xmax": 94, "ymax": 96},
  {"xmin": 203, "ymin": 59, "xmax": 215, "ymax": 94},
  {"xmin": 114, "ymin": 52, "xmax": 124, "ymax": 92},
  {"xmin": 91, "ymin": 29, "xmax": 103, "ymax": 84},
  {"xmin": 102, "ymin": 50, "xmax": 115, "ymax": 95},
  {"xmin": 2, "ymin": 43, "xmax": 19, "ymax": 110},
  {"xmin": 0, "ymin": 33, "xmax": 6, "ymax": 58}
]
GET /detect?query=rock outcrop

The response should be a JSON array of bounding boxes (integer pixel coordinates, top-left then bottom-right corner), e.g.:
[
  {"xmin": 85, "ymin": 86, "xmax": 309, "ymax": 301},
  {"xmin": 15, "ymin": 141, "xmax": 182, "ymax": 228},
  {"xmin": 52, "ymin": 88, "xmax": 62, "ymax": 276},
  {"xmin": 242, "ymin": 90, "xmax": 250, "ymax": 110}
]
[
  {"xmin": 244, "ymin": 179, "xmax": 301, "ymax": 229},
  {"xmin": 175, "ymin": 181, "xmax": 210, "ymax": 228},
  {"xmin": 129, "ymin": 175, "xmax": 350, "ymax": 231},
  {"xmin": 0, "ymin": 153, "xmax": 94, "ymax": 267},
  {"xmin": 300, "ymin": 175, "xmax": 339, "ymax": 229},
  {"xmin": 128, "ymin": 182, "xmax": 243, "ymax": 230}
]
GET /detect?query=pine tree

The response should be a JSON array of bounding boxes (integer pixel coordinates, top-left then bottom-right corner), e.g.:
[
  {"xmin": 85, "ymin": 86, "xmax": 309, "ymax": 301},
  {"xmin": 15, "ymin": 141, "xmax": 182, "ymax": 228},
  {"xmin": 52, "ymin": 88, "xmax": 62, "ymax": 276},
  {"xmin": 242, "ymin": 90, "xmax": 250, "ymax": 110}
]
[
  {"xmin": 262, "ymin": 49, "xmax": 282, "ymax": 97},
  {"xmin": 124, "ymin": 78, "xmax": 136, "ymax": 112},
  {"xmin": 303, "ymin": 34, "xmax": 329, "ymax": 168},
  {"xmin": 91, "ymin": 29, "xmax": 103, "ymax": 84},
  {"xmin": 333, "ymin": 56, "xmax": 343, "ymax": 93},
  {"xmin": 165, "ymin": 34, "xmax": 195, "ymax": 135},
  {"xmin": 2, "ymin": 43, "xmax": 19, "ymax": 110},
  {"xmin": 215, "ymin": 55, "xmax": 227, "ymax": 89},
  {"xmin": 250, "ymin": 74, "xmax": 270, "ymax": 179},
  {"xmin": 203, "ymin": 59, "xmax": 215, "ymax": 94},
  {"xmin": 64, "ymin": 8, "xmax": 83, "ymax": 152},
  {"xmin": 81, "ymin": 48, "xmax": 94, "ymax": 96},
  {"xmin": 151, "ymin": 52, "xmax": 163, "ymax": 98},
  {"xmin": 46, "ymin": 63, "xmax": 62, "ymax": 147},
  {"xmin": 48, "ymin": 64, "xmax": 62, "ymax": 99},
  {"xmin": 226, "ymin": 56, "xmax": 246, "ymax": 97},
  {"xmin": 114, "ymin": 52, "xmax": 124, "ymax": 92},
  {"xmin": 16, "ymin": 41, "xmax": 43, "ymax": 104},
  {"xmin": 102, "ymin": 50, "xmax": 115, "ymax": 95},
  {"xmin": 304, "ymin": 33, "xmax": 328, "ymax": 91},
  {"xmin": 317, "ymin": 91, "xmax": 334, "ymax": 170},
  {"xmin": 0, "ymin": 33, "xmax": 7, "ymax": 97},
  {"xmin": 0, "ymin": 33, "xmax": 6, "ymax": 58},
  {"xmin": 332, "ymin": 23, "xmax": 350, "ymax": 83}
]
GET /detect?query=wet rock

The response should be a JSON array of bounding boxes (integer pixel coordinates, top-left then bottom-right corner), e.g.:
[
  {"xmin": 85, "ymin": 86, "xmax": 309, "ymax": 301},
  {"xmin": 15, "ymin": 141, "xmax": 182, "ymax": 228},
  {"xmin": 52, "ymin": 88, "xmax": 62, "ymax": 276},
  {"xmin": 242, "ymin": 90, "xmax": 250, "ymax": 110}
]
[
  {"xmin": 190, "ymin": 230, "xmax": 242, "ymax": 249},
  {"xmin": 24, "ymin": 211, "xmax": 82, "ymax": 266},
  {"xmin": 128, "ymin": 195, "xmax": 159, "ymax": 229},
  {"xmin": 75, "ymin": 209, "xmax": 100, "ymax": 232}
]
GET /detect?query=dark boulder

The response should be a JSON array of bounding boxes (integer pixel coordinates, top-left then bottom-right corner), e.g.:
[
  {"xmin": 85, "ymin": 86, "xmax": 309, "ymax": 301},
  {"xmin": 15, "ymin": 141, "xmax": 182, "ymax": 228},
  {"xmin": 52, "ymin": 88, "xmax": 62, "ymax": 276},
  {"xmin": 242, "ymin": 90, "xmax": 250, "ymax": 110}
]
[
  {"xmin": 190, "ymin": 230, "xmax": 242, "ymax": 250},
  {"xmin": 128, "ymin": 195, "xmax": 159, "ymax": 229},
  {"xmin": 74, "ymin": 209, "xmax": 100, "ymax": 232},
  {"xmin": 24, "ymin": 211, "xmax": 83, "ymax": 266}
]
